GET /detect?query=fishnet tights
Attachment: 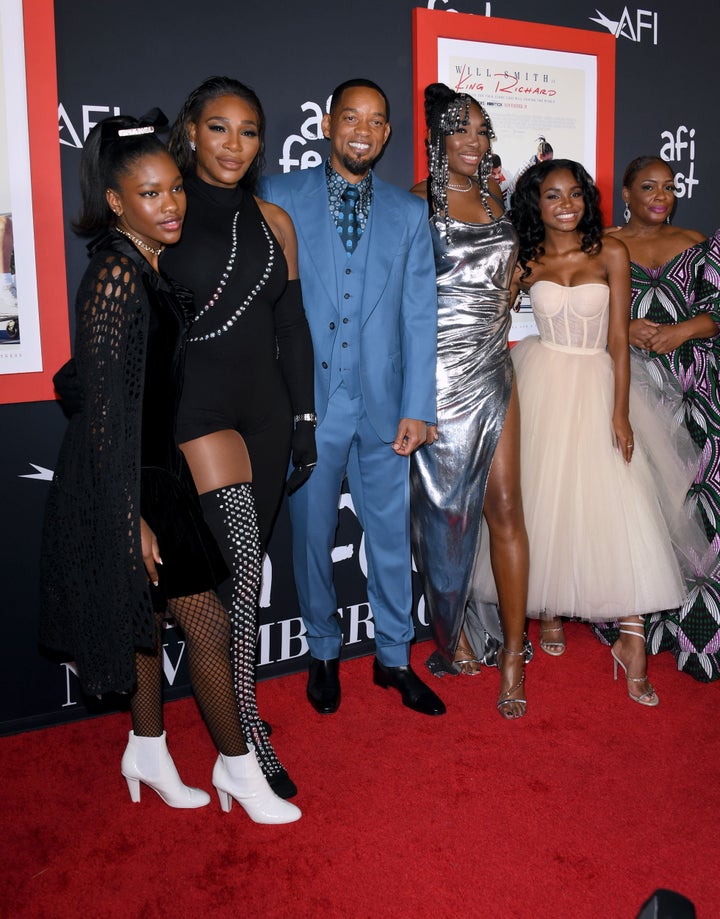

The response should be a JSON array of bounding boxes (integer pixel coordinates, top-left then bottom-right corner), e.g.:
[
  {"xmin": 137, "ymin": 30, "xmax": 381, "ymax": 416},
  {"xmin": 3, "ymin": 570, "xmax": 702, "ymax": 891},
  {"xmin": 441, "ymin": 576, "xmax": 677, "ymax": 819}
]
[
  {"xmin": 130, "ymin": 612, "xmax": 164, "ymax": 737},
  {"xmin": 130, "ymin": 593, "xmax": 248, "ymax": 756},
  {"xmin": 201, "ymin": 484, "xmax": 287, "ymax": 779}
]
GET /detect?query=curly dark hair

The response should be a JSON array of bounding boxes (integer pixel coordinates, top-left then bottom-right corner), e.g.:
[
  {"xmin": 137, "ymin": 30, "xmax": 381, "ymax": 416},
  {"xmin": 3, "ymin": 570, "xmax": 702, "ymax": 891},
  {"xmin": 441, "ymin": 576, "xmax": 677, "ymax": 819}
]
[
  {"xmin": 509, "ymin": 158, "xmax": 602, "ymax": 279},
  {"xmin": 168, "ymin": 76, "xmax": 265, "ymax": 192},
  {"xmin": 74, "ymin": 114, "xmax": 169, "ymax": 235}
]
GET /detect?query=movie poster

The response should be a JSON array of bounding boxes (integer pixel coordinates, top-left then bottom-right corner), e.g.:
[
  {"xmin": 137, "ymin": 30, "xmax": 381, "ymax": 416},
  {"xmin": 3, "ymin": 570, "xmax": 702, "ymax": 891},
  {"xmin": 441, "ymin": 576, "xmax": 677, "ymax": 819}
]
[
  {"xmin": 437, "ymin": 37, "xmax": 598, "ymax": 194},
  {"xmin": 0, "ymin": 0, "xmax": 42, "ymax": 375}
]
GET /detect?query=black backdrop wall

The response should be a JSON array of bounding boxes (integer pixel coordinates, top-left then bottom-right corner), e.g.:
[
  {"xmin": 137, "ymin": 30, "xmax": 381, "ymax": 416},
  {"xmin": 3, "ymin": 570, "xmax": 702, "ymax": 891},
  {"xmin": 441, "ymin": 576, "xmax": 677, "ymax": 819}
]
[{"xmin": 2, "ymin": 0, "xmax": 717, "ymax": 733}]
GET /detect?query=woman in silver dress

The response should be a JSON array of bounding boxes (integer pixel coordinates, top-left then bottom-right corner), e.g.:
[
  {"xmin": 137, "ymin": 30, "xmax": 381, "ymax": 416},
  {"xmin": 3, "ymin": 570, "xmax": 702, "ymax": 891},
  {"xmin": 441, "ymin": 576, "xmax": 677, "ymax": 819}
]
[{"xmin": 410, "ymin": 83, "xmax": 529, "ymax": 719}]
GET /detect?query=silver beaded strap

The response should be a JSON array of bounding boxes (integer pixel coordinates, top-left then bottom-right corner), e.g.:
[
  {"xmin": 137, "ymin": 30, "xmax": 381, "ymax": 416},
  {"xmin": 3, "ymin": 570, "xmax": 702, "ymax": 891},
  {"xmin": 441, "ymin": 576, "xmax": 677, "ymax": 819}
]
[{"xmin": 187, "ymin": 214, "xmax": 276, "ymax": 343}]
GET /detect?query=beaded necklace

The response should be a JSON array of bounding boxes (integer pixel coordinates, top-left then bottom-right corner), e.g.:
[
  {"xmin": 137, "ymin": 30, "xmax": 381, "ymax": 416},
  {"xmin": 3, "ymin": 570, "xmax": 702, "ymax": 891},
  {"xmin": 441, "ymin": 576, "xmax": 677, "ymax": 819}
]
[
  {"xmin": 446, "ymin": 177, "xmax": 473, "ymax": 192},
  {"xmin": 115, "ymin": 226, "xmax": 165, "ymax": 256}
]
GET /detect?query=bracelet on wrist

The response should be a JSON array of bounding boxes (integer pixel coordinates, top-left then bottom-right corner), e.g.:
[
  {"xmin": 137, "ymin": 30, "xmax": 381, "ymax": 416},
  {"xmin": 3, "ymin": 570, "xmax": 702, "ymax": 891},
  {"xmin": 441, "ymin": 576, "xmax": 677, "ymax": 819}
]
[{"xmin": 294, "ymin": 412, "xmax": 317, "ymax": 428}]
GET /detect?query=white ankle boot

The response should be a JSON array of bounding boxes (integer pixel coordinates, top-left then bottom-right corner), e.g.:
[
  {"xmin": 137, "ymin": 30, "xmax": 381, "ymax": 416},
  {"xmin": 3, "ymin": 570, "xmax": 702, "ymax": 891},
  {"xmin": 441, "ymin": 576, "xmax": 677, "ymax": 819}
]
[
  {"xmin": 212, "ymin": 747, "xmax": 301, "ymax": 824},
  {"xmin": 121, "ymin": 730, "xmax": 211, "ymax": 808}
]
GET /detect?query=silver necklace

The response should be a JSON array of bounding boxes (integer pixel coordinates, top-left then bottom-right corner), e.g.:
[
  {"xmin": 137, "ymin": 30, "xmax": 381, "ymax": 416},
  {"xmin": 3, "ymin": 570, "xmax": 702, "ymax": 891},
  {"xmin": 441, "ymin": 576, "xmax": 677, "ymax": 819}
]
[
  {"xmin": 188, "ymin": 212, "xmax": 276, "ymax": 343},
  {"xmin": 446, "ymin": 177, "xmax": 473, "ymax": 193},
  {"xmin": 445, "ymin": 176, "xmax": 496, "ymax": 221},
  {"xmin": 115, "ymin": 225, "xmax": 165, "ymax": 256}
]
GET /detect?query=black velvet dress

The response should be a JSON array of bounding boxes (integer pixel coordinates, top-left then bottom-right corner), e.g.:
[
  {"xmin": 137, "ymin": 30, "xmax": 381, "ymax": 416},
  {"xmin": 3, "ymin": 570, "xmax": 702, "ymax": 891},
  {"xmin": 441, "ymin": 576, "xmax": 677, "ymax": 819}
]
[
  {"xmin": 138, "ymin": 253, "xmax": 227, "ymax": 610},
  {"xmin": 40, "ymin": 233, "xmax": 226, "ymax": 695}
]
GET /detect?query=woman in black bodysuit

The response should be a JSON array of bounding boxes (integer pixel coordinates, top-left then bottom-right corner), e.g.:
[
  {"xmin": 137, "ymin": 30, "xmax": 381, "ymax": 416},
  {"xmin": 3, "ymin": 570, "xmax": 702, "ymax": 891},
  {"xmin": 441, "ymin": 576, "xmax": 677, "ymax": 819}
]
[
  {"xmin": 40, "ymin": 114, "xmax": 300, "ymax": 823},
  {"xmin": 164, "ymin": 78, "xmax": 315, "ymax": 798}
]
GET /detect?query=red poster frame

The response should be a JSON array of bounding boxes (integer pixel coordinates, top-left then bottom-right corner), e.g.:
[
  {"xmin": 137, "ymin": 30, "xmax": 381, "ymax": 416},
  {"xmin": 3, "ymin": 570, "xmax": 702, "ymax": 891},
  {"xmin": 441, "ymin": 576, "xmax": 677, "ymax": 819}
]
[
  {"xmin": 1, "ymin": 0, "xmax": 69, "ymax": 404},
  {"xmin": 412, "ymin": 9, "xmax": 616, "ymax": 220}
]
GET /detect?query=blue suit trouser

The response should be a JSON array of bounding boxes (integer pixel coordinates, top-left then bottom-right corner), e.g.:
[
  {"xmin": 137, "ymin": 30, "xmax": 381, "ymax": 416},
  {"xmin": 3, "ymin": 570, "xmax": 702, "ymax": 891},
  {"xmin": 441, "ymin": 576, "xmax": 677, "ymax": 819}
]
[{"xmin": 288, "ymin": 384, "xmax": 414, "ymax": 666}]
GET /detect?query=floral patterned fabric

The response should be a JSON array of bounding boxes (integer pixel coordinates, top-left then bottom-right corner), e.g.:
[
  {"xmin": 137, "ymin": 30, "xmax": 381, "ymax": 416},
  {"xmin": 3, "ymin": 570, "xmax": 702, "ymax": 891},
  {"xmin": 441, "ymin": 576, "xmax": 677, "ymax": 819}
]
[{"xmin": 592, "ymin": 229, "xmax": 720, "ymax": 681}]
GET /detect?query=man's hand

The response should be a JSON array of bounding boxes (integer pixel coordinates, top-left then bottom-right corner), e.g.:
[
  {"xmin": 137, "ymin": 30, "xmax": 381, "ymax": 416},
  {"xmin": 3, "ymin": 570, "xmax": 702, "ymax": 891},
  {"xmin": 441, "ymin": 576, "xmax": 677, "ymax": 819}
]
[{"xmin": 392, "ymin": 418, "xmax": 427, "ymax": 455}]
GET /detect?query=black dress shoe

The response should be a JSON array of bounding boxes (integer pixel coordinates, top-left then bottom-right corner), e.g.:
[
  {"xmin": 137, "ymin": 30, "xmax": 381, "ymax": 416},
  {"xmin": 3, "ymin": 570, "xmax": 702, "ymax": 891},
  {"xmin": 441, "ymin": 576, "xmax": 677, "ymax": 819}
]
[
  {"xmin": 307, "ymin": 657, "xmax": 341, "ymax": 714},
  {"xmin": 373, "ymin": 658, "xmax": 446, "ymax": 716},
  {"xmin": 268, "ymin": 768, "xmax": 298, "ymax": 799}
]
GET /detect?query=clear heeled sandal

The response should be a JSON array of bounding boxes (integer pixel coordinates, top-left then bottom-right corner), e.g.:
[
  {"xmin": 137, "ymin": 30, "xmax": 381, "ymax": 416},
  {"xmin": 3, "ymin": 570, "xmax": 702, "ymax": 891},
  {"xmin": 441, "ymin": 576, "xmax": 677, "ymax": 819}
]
[
  {"xmin": 539, "ymin": 620, "xmax": 566, "ymax": 657},
  {"xmin": 453, "ymin": 639, "xmax": 482, "ymax": 676},
  {"xmin": 610, "ymin": 621, "xmax": 659, "ymax": 707}
]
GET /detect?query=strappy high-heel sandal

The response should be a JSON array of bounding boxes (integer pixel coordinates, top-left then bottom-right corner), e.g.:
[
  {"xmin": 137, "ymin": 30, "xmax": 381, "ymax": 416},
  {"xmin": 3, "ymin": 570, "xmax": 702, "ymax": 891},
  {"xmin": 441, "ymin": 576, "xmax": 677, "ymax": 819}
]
[
  {"xmin": 539, "ymin": 620, "xmax": 565, "ymax": 657},
  {"xmin": 610, "ymin": 621, "xmax": 659, "ymax": 707},
  {"xmin": 496, "ymin": 646, "xmax": 527, "ymax": 720},
  {"xmin": 453, "ymin": 640, "xmax": 482, "ymax": 676}
]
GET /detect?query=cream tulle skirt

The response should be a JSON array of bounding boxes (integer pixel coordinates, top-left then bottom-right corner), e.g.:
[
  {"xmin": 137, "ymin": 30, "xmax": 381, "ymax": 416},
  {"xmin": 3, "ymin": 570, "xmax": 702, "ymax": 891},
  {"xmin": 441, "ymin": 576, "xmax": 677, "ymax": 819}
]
[{"xmin": 474, "ymin": 338, "xmax": 708, "ymax": 621}]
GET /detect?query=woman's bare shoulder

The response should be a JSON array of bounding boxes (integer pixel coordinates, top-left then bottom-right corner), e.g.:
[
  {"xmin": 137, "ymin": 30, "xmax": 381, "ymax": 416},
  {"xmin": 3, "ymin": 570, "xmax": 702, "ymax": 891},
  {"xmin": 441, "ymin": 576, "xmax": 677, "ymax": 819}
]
[
  {"xmin": 672, "ymin": 225, "xmax": 706, "ymax": 247},
  {"xmin": 255, "ymin": 197, "xmax": 293, "ymax": 232},
  {"xmin": 410, "ymin": 178, "xmax": 428, "ymax": 201}
]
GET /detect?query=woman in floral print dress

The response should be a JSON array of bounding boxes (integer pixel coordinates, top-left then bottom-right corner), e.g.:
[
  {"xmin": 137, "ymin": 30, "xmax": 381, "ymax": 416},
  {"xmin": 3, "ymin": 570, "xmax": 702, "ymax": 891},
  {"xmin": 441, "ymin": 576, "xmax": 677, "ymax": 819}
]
[{"xmin": 593, "ymin": 155, "xmax": 720, "ymax": 681}]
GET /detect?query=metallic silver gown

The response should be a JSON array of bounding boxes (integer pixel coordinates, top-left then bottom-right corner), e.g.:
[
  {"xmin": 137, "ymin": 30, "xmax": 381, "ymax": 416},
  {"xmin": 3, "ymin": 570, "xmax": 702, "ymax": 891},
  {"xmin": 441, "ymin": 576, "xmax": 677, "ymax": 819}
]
[{"xmin": 410, "ymin": 213, "xmax": 519, "ymax": 669}]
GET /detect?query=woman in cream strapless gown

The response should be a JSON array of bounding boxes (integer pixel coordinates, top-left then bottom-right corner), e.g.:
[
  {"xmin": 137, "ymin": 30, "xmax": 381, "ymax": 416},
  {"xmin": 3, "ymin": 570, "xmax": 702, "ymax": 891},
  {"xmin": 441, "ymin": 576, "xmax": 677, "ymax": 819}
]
[
  {"xmin": 513, "ymin": 280, "xmax": 703, "ymax": 619},
  {"xmin": 486, "ymin": 159, "xmax": 707, "ymax": 706}
]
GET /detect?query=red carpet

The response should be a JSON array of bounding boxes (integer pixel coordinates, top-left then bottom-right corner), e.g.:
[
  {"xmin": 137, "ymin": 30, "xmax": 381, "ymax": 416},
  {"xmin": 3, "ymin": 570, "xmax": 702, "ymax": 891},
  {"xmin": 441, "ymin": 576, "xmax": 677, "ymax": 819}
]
[{"xmin": 3, "ymin": 623, "xmax": 718, "ymax": 918}]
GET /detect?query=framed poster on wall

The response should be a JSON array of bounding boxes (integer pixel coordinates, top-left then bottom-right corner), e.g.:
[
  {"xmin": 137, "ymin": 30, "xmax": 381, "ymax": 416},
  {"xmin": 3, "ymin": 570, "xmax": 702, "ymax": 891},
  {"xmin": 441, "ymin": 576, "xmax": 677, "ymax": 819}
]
[
  {"xmin": 412, "ymin": 9, "xmax": 616, "ymax": 338},
  {"xmin": 0, "ymin": 0, "xmax": 69, "ymax": 403}
]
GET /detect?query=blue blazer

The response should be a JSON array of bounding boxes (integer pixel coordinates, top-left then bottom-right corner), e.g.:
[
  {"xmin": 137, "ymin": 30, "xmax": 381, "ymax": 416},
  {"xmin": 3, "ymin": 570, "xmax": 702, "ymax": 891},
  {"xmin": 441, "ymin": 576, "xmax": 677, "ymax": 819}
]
[{"xmin": 262, "ymin": 166, "xmax": 437, "ymax": 443}]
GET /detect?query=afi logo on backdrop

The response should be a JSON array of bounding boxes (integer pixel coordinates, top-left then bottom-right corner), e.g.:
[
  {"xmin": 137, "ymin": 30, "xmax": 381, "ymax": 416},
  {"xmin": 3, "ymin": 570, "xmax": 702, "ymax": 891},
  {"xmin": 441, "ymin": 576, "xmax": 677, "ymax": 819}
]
[
  {"xmin": 278, "ymin": 98, "xmax": 330, "ymax": 172},
  {"xmin": 661, "ymin": 126, "xmax": 698, "ymax": 199},
  {"xmin": 590, "ymin": 7, "xmax": 659, "ymax": 44},
  {"xmin": 58, "ymin": 104, "xmax": 122, "ymax": 147}
]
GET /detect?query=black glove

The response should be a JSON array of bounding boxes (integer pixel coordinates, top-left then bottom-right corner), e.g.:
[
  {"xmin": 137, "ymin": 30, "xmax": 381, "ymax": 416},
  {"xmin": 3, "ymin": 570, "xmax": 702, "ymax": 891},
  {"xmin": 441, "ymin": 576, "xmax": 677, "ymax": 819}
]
[
  {"xmin": 286, "ymin": 420, "xmax": 317, "ymax": 495},
  {"xmin": 53, "ymin": 358, "xmax": 84, "ymax": 416}
]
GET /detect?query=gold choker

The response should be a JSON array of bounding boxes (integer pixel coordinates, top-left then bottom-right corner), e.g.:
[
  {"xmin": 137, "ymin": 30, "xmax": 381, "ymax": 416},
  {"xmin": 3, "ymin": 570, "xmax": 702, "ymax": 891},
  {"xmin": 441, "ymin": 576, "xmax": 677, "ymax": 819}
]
[{"xmin": 115, "ymin": 226, "xmax": 165, "ymax": 256}]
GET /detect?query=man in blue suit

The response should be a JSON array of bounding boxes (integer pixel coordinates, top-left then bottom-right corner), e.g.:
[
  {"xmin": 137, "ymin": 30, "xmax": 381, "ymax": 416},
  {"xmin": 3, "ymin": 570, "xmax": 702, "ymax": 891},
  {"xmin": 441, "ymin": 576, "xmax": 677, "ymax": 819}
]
[{"xmin": 262, "ymin": 78, "xmax": 445, "ymax": 716}]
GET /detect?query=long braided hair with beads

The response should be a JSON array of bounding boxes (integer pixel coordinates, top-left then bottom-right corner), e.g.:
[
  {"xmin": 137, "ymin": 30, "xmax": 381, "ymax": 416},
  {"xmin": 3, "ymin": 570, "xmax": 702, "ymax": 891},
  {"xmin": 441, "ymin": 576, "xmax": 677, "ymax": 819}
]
[{"xmin": 424, "ymin": 83, "xmax": 495, "ymax": 236}]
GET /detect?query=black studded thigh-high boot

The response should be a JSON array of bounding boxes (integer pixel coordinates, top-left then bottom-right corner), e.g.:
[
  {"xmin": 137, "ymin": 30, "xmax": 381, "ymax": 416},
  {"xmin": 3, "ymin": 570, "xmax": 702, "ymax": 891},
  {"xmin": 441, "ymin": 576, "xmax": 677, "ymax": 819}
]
[{"xmin": 200, "ymin": 483, "xmax": 297, "ymax": 798}]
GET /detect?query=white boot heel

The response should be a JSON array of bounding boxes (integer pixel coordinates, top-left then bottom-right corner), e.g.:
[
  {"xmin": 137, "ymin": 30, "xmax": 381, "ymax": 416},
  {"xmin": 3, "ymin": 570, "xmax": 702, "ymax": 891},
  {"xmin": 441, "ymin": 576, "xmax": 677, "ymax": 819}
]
[
  {"xmin": 212, "ymin": 748, "xmax": 301, "ymax": 824},
  {"xmin": 121, "ymin": 730, "xmax": 211, "ymax": 808},
  {"xmin": 124, "ymin": 775, "xmax": 141, "ymax": 803},
  {"xmin": 216, "ymin": 787, "xmax": 232, "ymax": 813}
]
